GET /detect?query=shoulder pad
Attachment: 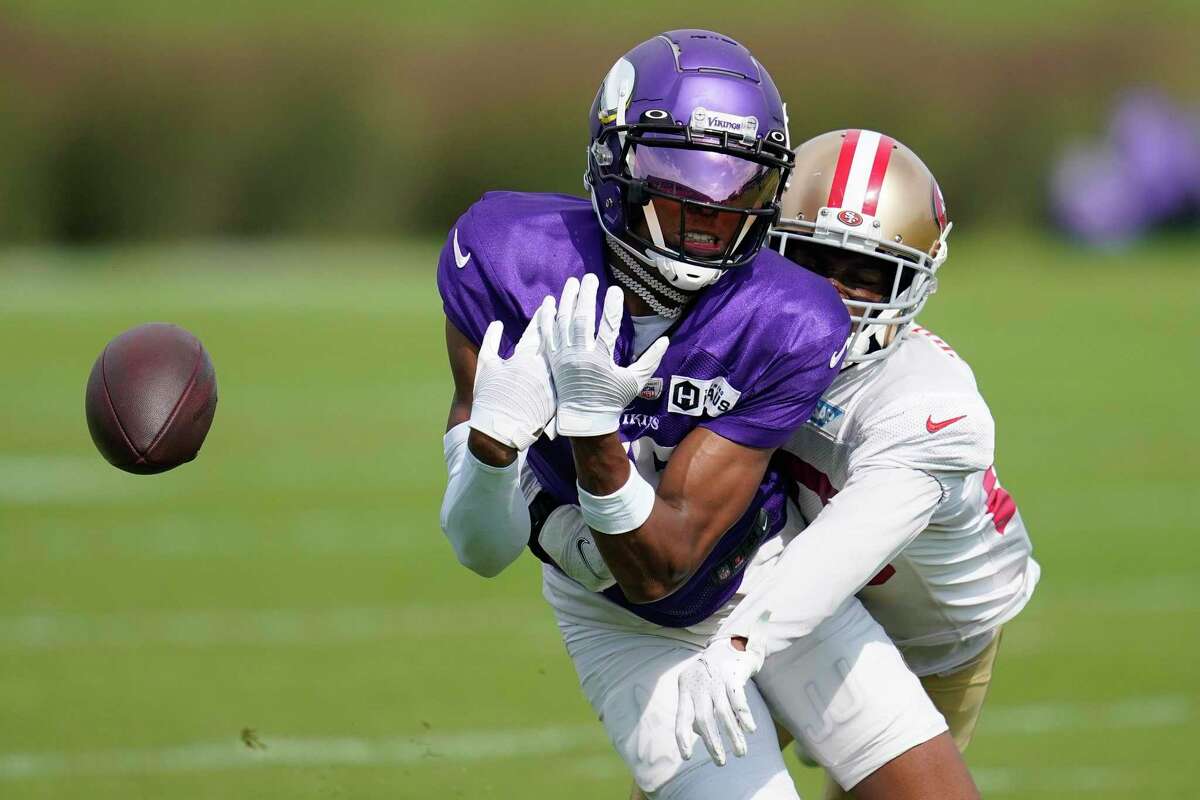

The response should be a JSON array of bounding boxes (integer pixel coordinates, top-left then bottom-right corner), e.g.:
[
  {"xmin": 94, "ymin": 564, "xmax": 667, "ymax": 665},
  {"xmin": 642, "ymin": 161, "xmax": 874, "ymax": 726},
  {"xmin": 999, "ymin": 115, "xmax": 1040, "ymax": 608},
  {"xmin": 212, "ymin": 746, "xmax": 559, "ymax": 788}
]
[{"xmin": 436, "ymin": 192, "xmax": 598, "ymax": 350}]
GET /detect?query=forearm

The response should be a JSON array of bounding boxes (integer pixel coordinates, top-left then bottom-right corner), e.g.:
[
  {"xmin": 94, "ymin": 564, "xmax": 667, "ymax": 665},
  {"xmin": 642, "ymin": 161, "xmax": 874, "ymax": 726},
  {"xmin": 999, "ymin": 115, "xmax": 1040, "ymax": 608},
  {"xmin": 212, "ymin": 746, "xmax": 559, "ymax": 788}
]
[
  {"xmin": 440, "ymin": 421, "xmax": 529, "ymax": 577},
  {"xmin": 467, "ymin": 427, "xmax": 517, "ymax": 467},
  {"xmin": 570, "ymin": 432, "xmax": 755, "ymax": 602},
  {"xmin": 571, "ymin": 434, "xmax": 683, "ymax": 598},
  {"xmin": 572, "ymin": 432, "xmax": 631, "ymax": 495},
  {"xmin": 718, "ymin": 467, "xmax": 945, "ymax": 657}
]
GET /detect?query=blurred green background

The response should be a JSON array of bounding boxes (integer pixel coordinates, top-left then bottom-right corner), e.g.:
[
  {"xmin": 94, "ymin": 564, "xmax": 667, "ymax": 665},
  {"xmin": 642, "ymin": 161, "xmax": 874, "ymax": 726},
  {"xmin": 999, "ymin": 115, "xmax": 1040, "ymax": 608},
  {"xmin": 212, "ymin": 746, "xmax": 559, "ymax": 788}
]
[
  {"xmin": 2, "ymin": 0, "xmax": 1199, "ymax": 242},
  {"xmin": 2, "ymin": 2, "xmax": 1198, "ymax": 799}
]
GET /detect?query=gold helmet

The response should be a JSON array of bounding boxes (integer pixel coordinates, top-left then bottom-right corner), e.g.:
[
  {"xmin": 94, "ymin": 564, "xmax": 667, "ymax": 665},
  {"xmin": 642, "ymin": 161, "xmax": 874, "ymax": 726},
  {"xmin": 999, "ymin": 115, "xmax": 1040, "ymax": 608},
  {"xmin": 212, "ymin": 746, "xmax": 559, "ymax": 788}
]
[{"xmin": 772, "ymin": 129, "xmax": 951, "ymax": 363}]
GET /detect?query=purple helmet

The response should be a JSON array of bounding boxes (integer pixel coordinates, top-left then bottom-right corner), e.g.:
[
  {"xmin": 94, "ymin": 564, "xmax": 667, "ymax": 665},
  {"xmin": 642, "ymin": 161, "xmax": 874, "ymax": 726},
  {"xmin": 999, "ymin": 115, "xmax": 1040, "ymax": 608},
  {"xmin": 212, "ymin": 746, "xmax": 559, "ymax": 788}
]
[{"xmin": 586, "ymin": 30, "xmax": 793, "ymax": 294}]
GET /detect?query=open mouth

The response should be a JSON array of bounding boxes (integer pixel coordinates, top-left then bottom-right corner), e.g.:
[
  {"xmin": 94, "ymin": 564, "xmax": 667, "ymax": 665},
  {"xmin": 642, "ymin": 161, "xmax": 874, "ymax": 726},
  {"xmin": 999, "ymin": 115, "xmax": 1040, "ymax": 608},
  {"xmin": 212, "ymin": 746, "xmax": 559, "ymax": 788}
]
[{"xmin": 682, "ymin": 231, "xmax": 723, "ymax": 255}]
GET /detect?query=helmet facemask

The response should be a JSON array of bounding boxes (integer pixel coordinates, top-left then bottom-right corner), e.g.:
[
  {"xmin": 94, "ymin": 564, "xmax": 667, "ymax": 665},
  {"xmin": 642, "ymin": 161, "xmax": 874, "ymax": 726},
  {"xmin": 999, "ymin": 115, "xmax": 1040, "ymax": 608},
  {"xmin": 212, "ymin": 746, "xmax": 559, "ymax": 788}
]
[
  {"xmin": 772, "ymin": 218, "xmax": 950, "ymax": 363},
  {"xmin": 771, "ymin": 128, "xmax": 952, "ymax": 364},
  {"xmin": 585, "ymin": 32, "xmax": 794, "ymax": 304},
  {"xmin": 589, "ymin": 117, "xmax": 792, "ymax": 293}
]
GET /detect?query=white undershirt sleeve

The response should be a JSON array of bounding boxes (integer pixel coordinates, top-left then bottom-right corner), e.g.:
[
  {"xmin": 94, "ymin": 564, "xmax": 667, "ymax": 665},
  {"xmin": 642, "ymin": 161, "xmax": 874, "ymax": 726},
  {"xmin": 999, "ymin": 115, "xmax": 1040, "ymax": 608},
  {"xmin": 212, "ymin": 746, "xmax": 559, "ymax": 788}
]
[
  {"xmin": 439, "ymin": 421, "xmax": 530, "ymax": 578},
  {"xmin": 717, "ymin": 466, "xmax": 945, "ymax": 658}
]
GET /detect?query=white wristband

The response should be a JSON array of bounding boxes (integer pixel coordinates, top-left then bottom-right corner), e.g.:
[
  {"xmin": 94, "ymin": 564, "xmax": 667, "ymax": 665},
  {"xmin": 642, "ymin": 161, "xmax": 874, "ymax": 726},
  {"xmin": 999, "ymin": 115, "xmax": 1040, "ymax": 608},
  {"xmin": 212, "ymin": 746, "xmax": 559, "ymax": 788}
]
[{"xmin": 577, "ymin": 466, "xmax": 656, "ymax": 534}]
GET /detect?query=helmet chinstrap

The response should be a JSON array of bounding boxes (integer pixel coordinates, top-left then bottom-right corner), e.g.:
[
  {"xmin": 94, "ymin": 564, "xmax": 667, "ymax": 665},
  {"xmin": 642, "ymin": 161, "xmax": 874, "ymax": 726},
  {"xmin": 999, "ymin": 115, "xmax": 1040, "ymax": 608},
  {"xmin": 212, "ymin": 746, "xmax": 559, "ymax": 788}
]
[{"xmin": 605, "ymin": 235, "xmax": 693, "ymax": 319}]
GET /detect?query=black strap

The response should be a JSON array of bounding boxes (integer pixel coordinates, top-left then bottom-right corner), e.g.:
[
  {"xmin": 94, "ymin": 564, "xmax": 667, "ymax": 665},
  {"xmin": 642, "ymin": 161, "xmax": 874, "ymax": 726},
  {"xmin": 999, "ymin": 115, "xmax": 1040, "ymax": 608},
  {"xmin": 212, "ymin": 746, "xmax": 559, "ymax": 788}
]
[{"xmin": 526, "ymin": 490, "xmax": 563, "ymax": 566}]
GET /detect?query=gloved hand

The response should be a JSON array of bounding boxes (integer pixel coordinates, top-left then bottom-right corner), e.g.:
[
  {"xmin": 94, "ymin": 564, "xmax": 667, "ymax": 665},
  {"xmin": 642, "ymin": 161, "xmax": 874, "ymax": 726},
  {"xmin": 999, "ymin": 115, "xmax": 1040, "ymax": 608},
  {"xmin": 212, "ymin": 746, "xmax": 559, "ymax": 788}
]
[
  {"xmin": 675, "ymin": 636, "xmax": 766, "ymax": 767},
  {"xmin": 469, "ymin": 296, "xmax": 557, "ymax": 450},
  {"xmin": 537, "ymin": 505, "xmax": 615, "ymax": 592},
  {"xmin": 542, "ymin": 273, "xmax": 668, "ymax": 437}
]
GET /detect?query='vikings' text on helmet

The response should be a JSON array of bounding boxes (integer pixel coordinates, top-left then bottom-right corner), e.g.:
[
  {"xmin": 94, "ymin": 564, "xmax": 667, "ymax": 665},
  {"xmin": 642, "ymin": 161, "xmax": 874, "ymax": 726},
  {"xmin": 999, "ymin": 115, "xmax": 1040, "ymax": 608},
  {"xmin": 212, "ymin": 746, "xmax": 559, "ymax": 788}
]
[
  {"xmin": 772, "ymin": 130, "xmax": 951, "ymax": 363},
  {"xmin": 586, "ymin": 30, "xmax": 793, "ymax": 306}
]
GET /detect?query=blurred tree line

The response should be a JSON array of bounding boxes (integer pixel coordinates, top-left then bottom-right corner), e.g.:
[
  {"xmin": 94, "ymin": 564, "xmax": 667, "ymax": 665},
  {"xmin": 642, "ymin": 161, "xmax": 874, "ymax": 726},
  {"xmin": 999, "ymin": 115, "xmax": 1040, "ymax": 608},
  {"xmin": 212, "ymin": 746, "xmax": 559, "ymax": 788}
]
[{"xmin": 1, "ymin": 4, "xmax": 1196, "ymax": 243}]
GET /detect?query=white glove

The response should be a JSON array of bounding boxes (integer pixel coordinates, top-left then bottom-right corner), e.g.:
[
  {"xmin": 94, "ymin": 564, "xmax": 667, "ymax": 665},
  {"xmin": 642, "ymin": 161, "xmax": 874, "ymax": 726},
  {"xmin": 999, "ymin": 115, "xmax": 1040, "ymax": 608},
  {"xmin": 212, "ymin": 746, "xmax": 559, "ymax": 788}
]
[
  {"xmin": 675, "ymin": 636, "xmax": 766, "ymax": 767},
  {"xmin": 537, "ymin": 505, "xmax": 615, "ymax": 592},
  {"xmin": 469, "ymin": 297, "xmax": 557, "ymax": 450},
  {"xmin": 542, "ymin": 273, "xmax": 668, "ymax": 437}
]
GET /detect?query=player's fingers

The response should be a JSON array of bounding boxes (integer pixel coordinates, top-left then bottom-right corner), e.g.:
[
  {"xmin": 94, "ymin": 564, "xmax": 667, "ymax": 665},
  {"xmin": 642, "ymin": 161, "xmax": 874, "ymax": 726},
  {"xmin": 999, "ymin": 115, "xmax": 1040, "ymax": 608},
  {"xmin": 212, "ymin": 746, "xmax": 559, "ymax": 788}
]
[
  {"xmin": 538, "ymin": 297, "xmax": 556, "ymax": 351},
  {"xmin": 675, "ymin": 694, "xmax": 696, "ymax": 761},
  {"xmin": 597, "ymin": 284, "xmax": 623, "ymax": 355},
  {"xmin": 571, "ymin": 273, "xmax": 599, "ymax": 348},
  {"xmin": 713, "ymin": 690, "xmax": 747, "ymax": 759},
  {"xmin": 556, "ymin": 277, "xmax": 580, "ymax": 349},
  {"xmin": 480, "ymin": 320, "xmax": 504, "ymax": 360},
  {"xmin": 538, "ymin": 295, "xmax": 558, "ymax": 352},
  {"xmin": 695, "ymin": 704, "xmax": 727, "ymax": 767},
  {"xmin": 629, "ymin": 336, "xmax": 669, "ymax": 383},
  {"xmin": 515, "ymin": 298, "xmax": 551, "ymax": 356},
  {"xmin": 727, "ymin": 682, "xmax": 757, "ymax": 735}
]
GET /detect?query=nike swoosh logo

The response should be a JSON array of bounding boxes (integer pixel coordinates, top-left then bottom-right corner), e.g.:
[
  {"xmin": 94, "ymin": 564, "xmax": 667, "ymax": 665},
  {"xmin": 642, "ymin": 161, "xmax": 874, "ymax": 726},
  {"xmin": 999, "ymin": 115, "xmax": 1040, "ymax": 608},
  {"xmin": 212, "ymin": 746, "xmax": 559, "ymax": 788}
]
[
  {"xmin": 926, "ymin": 414, "xmax": 967, "ymax": 433},
  {"xmin": 453, "ymin": 229, "xmax": 471, "ymax": 269},
  {"xmin": 575, "ymin": 538, "xmax": 607, "ymax": 581},
  {"xmin": 829, "ymin": 338, "xmax": 850, "ymax": 368}
]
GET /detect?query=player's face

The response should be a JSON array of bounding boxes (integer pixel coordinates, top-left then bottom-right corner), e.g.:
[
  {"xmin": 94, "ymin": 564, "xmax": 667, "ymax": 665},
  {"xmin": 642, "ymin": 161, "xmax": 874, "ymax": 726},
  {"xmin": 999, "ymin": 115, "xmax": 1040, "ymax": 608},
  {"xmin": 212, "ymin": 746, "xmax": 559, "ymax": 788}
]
[
  {"xmin": 781, "ymin": 237, "xmax": 897, "ymax": 306},
  {"xmin": 630, "ymin": 145, "xmax": 780, "ymax": 260}
]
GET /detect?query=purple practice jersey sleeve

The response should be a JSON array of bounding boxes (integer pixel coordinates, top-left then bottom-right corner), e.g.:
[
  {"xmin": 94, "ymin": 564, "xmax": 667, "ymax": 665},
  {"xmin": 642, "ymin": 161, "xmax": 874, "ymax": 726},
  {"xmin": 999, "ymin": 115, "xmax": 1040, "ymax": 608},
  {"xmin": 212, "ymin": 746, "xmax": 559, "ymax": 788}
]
[{"xmin": 702, "ymin": 326, "xmax": 849, "ymax": 449}]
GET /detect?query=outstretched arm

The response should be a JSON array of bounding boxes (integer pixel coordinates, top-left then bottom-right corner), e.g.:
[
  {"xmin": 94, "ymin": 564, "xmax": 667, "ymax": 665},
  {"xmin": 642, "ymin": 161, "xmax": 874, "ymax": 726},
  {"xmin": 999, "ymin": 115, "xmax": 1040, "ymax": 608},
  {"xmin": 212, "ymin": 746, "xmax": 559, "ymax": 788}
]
[
  {"xmin": 718, "ymin": 463, "xmax": 945, "ymax": 656},
  {"xmin": 439, "ymin": 311, "xmax": 554, "ymax": 577},
  {"xmin": 672, "ymin": 464, "xmax": 945, "ymax": 767}
]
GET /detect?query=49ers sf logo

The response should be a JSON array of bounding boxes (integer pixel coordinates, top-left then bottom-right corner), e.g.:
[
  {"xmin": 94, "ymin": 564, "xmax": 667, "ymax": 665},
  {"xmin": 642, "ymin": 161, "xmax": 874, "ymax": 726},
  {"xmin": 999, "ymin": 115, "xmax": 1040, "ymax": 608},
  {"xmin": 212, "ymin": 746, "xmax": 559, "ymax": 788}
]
[{"xmin": 837, "ymin": 209, "xmax": 863, "ymax": 226}]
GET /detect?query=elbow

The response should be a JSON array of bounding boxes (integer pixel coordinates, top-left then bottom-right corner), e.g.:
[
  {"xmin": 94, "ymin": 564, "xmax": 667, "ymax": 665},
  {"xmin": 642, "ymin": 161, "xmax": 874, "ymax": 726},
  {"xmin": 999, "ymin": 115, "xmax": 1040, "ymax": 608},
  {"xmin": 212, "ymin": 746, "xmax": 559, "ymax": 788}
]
[
  {"xmin": 457, "ymin": 552, "xmax": 507, "ymax": 579},
  {"xmin": 440, "ymin": 517, "xmax": 512, "ymax": 579},
  {"xmin": 449, "ymin": 536, "xmax": 510, "ymax": 578},
  {"xmin": 451, "ymin": 542, "xmax": 506, "ymax": 578}
]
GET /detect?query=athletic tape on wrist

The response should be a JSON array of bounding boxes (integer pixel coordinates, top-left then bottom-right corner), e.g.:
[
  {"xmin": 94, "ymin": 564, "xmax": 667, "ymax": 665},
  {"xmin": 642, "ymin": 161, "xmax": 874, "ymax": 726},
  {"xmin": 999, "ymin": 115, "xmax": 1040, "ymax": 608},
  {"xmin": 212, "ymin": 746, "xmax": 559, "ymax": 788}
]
[{"xmin": 577, "ymin": 467, "xmax": 656, "ymax": 534}]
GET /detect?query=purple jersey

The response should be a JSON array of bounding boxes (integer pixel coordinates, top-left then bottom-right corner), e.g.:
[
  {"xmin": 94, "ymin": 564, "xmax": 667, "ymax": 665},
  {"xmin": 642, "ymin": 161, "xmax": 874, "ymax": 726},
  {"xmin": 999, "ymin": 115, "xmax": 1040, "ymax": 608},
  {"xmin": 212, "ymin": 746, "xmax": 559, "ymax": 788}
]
[{"xmin": 438, "ymin": 191, "xmax": 849, "ymax": 626}]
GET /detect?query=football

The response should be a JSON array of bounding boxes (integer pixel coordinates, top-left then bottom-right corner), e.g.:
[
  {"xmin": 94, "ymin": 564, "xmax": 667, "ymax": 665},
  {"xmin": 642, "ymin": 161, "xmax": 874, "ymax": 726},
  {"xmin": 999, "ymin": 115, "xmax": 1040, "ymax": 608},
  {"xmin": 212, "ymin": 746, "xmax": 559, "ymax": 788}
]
[{"xmin": 85, "ymin": 323, "xmax": 218, "ymax": 474}]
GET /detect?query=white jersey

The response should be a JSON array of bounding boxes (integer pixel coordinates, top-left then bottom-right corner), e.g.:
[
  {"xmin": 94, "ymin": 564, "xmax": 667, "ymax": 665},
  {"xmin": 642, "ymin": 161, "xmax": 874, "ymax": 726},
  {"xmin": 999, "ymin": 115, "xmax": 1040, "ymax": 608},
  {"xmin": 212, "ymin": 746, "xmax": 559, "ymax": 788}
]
[{"xmin": 778, "ymin": 327, "xmax": 1040, "ymax": 675}]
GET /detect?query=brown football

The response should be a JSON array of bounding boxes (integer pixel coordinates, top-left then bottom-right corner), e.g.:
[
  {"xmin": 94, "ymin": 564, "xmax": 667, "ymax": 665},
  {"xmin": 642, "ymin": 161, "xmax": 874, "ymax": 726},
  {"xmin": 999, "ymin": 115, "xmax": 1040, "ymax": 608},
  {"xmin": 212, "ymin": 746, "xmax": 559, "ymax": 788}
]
[{"xmin": 85, "ymin": 323, "xmax": 218, "ymax": 474}]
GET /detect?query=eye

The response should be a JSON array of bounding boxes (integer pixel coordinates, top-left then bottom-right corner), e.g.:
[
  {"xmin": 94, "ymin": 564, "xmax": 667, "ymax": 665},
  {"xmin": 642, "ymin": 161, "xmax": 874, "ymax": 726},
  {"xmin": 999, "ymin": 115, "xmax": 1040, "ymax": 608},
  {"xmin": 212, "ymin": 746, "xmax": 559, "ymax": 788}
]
[
  {"xmin": 841, "ymin": 284, "xmax": 886, "ymax": 303},
  {"xmin": 858, "ymin": 270, "xmax": 886, "ymax": 288}
]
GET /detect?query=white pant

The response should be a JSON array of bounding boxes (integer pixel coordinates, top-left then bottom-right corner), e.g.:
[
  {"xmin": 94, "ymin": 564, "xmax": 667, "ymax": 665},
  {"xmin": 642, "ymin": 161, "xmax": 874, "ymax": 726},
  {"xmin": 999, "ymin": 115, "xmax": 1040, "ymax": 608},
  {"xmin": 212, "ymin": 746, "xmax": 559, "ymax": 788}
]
[
  {"xmin": 755, "ymin": 598, "xmax": 947, "ymax": 790},
  {"xmin": 544, "ymin": 555, "xmax": 946, "ymax": 798}
]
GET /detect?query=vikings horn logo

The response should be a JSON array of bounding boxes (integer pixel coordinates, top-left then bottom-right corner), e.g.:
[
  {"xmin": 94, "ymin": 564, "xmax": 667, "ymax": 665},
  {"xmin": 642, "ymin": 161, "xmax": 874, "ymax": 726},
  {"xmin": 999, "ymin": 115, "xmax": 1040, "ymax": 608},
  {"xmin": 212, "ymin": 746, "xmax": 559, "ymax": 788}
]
[{"xmin": 597, "ymin": 58, "xmax": 635, "ymax": 125}]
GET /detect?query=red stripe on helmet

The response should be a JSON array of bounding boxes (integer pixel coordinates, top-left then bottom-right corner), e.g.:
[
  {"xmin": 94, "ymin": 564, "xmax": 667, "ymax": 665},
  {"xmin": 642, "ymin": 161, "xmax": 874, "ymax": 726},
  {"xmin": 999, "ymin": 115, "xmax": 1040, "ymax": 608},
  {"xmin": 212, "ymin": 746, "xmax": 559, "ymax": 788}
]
[
  {"xmin": 861, "ymin": 134, "xmax": 895, "ymax": 216},
  {"xmin": 826, "ymin": 129, "xmax": 860, "ymax": 209},
  {"xmin": 932, "ymin": 180, "xmax": 948, "ymax": 230}
]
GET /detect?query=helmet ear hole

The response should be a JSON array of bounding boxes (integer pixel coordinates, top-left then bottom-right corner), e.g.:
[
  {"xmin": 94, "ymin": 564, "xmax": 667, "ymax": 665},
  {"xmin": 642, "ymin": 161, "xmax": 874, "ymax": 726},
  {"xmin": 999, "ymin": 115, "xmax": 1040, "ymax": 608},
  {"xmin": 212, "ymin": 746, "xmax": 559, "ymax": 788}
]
[
  {"xmin": 641, "ymin": 108, "xmax": 673, "ymax": 123},
  {"xmin": 594, "ymin": 181, "xmax": 625, "ymax": 231}
]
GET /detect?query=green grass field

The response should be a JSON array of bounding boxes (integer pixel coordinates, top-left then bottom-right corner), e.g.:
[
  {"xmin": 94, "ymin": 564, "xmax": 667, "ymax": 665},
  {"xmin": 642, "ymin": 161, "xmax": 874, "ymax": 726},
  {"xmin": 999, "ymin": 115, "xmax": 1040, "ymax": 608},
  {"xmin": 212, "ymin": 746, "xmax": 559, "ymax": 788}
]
[
  {"xmin": 1, "ymin": 233, "xmax": 1197, "ymax": 798},
  {"xmin": 12, "ymin": 0, "xmax": 1200, "ymax": 37}
]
